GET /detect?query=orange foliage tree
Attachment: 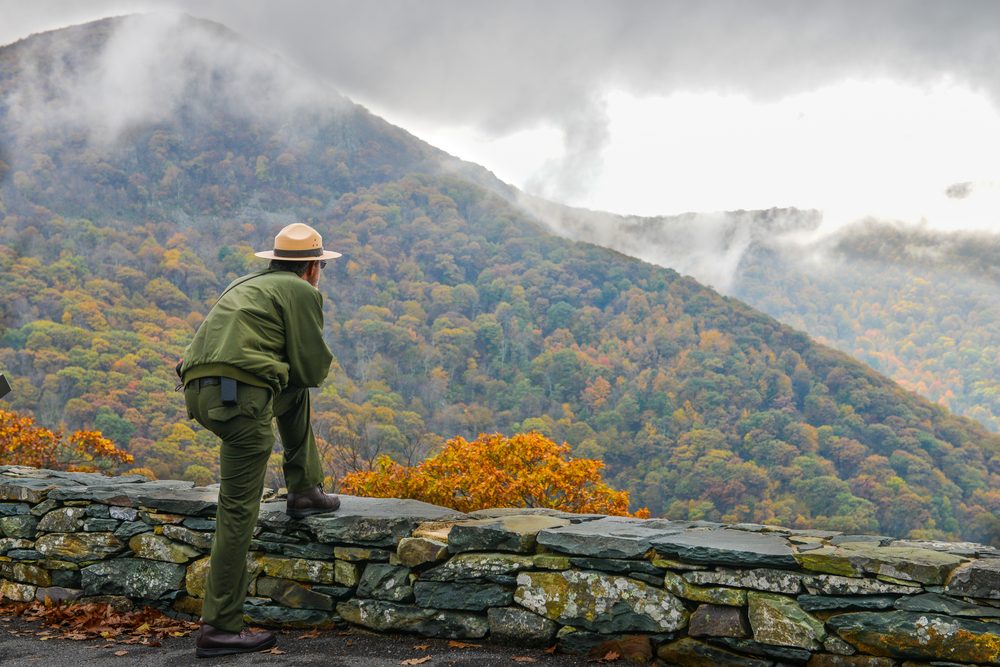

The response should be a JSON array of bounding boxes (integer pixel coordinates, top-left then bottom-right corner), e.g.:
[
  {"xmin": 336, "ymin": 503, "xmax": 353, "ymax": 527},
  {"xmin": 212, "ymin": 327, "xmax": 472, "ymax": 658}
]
[
  {"xmin": 340, "ymin": 431, "xmax": 649, "ymax": 517},
  {"xmin": 0, "ymin": 409, "xmax": 133, "ymax": 474}
]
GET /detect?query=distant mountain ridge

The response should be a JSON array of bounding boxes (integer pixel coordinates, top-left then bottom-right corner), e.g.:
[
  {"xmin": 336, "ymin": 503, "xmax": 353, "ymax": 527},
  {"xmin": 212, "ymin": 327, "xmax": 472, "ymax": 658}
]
[{"xmin": 3, "ymin": 15, "xmax": 1000, "ymax": 544}]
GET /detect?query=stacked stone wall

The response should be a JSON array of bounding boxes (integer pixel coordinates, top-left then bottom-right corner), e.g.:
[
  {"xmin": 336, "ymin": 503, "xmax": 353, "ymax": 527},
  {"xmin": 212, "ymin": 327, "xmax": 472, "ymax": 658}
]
[{"xmin": 2, "ymin": 466, "xmax": 1000, "ymax": 665}]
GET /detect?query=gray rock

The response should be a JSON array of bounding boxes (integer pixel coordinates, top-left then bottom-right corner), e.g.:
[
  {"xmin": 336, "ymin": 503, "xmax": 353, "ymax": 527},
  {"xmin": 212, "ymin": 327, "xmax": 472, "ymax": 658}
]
[
  {"xmin": 85, "ymin": 504, "xmax": 111, "ymax": 518},
  {"xmin": 181, "ymin": 517, "xmax": 215, "ymax": 531},
  {"xmin": 83, "ymin": 518, "xmax": 119, "ymax": 532},
  {"xmin": 110, "ymin": 507, "xmax": 140, "ymax": 521},
  {"xmin": 709, "ymin": 637, "xmax": 813, "ymax": 663},
  {"xmin": 81, "ymin": 559, "xmax": 186, "ymax": 599},
  {"xmin": 514, "ymin": 570, "xmax": 688, "ymax": 633},
  {"xmin": 0, "ymin": 477, "xmax": 67, "ymax": 503},
  {"xmin": 50, "ymin": 569, "xmax": 81, "ymax": 588},
  {"xmin": 161, "ymin": 525, "xmax": 214, "ymax": 550},
  {"xmin": 895, "ymin": 592, "xmax": 1000, "ymax": 617},
  {"xmin": 0, "ymin": 538, "xmax": 33, "ymax": 554},
  {"xmin": 683, "ymin": 568, "xmax": 802, "ymax": 594},
  {"xmin": 568, "ymin": 557, "xmax": 665, "ymax": 577},
  {"xmin": 357, "ymin": 564, "xmax": 413, "ymax": 603},
  {"xmin": 35, "ymin": 532, "xmax": 122, "ymax": 562},
  {"xmin": 30, "ymin": 499, "xmax": 57, "ymax": 517},
  {"xmin": 797, "ymin": 595, "xmax": 897, "ymax": 612},
  {"xmin": 945, "ymin": 559, "xmax": 1000, "ymax": 599},
  {"xmin": 242, "ymin": 604, "xmax": 340, "ymax": 628},
  {"xmin": 536, "ymin": 517, "xmax": 681, "ymax": 558},
  {"xmin": 47, "ymin": 487, "xmax": 135, "ymax": 506},
  {"xmin": 337, "ymin": 599, "xmax": 488, "ymax": 639},
  {"xmin": 0, "ymin": 503, "xmax": 30, "ymax": 516},
  {"xmin": 747, "ymin": 592, "xmax": 826, "ymax": 649},
  {"xmin": 7, "ymin": 550, "xmax": 41, "ymax": 561},
  {"xmin": 311, "ymin": 586, "xmax": 356, "ymax": 602},
  {"xmin": 135, "ymin": 487, "xmax": 218, "ymax": 516},
  {"xmin": 283, "ymin": 543, "xmax": 337, "ymax": 560},
  {"xmin": 422, "ymin": 553, "xmax": 535, "ymax": 582},
  {"xmin": 288, "ymin": 496, "xmax": 466, "ymax": 547},
  {"xmin": 802, "ymin": 574, "xmax": 920, "ymax": 596},
  {"xmin": 827, "ymin": 611, "xmax": 1000, "ymax": 664},
  {"xmin": 34, "ymin": 586, "xmax": 83, "ymax": 604},
  {"xmin": 488, "ymin": 607, "xmax": 558, "ymax": 646},
  {"xmin": 36, "ymin": 507, "xmax": 87, "ymax": 533},
  {"xmin": 333, "ymin": 546, "xmax": 393, "ymax": 562},
  {"xmin": 414, "ymin": 581, "xmax": 512, "ymax": 611},
  {"xmin": 396, "ymin": 538, "xmax": 449, "ymax": 567},
  {"xmin": 688, "ymin": 604, "xmax": 751, "ymax": 638},
  {"xmin": 255, "ymin": 577, "xmax": 334, "ymax": 611},
  {"xmin": 651, "ymin": 530, "xmax": 798, "ymax": 569},
  {"xmin": 0, "ymin": 515, "xmax": 39, "ymax": 538},
  {"xmin": 114, "ymin": 520, "xmax": 153, "ymax": 541},
  {"xmin": 657, "ymin": 638, "xmax": 775, "ymax": 667},
  {"xmin": 448, "ymin": 515, "xmax": 570, "ymax": 554}
]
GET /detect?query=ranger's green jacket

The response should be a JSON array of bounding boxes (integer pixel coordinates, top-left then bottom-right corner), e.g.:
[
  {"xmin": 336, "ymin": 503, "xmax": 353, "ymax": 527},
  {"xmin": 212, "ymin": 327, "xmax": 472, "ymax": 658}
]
[{"xmin": 180, "ymin": 269, "xmax": 333, "ymax": 394}]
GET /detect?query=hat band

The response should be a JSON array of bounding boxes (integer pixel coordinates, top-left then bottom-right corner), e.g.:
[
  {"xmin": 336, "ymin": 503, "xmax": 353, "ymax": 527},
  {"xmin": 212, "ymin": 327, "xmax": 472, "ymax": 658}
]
[{"xmin": 273, "ymin": 247, "xmax": 323, "ymax": 258}]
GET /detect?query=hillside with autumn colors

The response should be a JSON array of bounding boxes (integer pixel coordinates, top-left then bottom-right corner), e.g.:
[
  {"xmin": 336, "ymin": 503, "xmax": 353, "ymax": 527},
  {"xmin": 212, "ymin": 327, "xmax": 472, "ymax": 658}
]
[{"xmin": 3, "ymin": 15, "xmax": 1000, "ymax": 543}]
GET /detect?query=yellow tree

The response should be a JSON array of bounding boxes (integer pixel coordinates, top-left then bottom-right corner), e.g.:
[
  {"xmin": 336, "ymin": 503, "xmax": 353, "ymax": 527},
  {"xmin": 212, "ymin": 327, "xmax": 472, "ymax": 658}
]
[
  {"xmin": 341, "ymin": 431, "xmax": 648, "ymax": 517},
  {"xmin": 0, "ymin": 409, "xmax": 133, "ymax": 474}
]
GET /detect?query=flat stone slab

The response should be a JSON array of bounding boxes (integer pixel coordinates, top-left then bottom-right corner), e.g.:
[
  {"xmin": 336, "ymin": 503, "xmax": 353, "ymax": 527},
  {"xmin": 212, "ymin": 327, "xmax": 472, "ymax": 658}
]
[
  {"xmin": 422, "ymin": 553, "xmax": 534, "ymax": 582},
  {"xmin": 827, "ymin": 611, "xmax": 1000, "ymax": 665},
  {"xmin": 337, "ymin": 600, "xmax": 489, "ymax": 639},
  {"xmin": 657, "ymin": 638, "xmax": 773, "ymax": 667},
  {"xmin": 801, "ymin": 574, "xmax": 921, "ymax": 596},
  {"xmin": 259, "ymin": 496, "xmax": 467, "ymax": 547},
  {"xmin": 514, "ymin": 570, "xmax": 688, "ymax": 633},
  {"xmin": 448, "ymin": 515, "xmax": 570, "ymax": 553},
  {"xmin": 945, "ymin": 559, "xmax": 1000, "ymax": 598},
  {"xmin": 895, "ymin": 592, "xmax": 1000, "ymax": 617},
  {"xmin": 651, "ymin": 529, "xmax": 799, "ymax": 569},
  {"xmin": 683, "ymin": 568, "xmax": 802, "ymax": 594},
  {"xmin": 797, "ymin": 544, "xmax": 966, "ymax": 585},
  {"xmin": 536, "ymin": 517, "xmax": 682, "ymax": 559},
  {"xmin": 49, "ymin": 480, "xmax": 196, "ymax": 507},
  {"xmin": 135, "ymin": 486, "xmax": 218, "ymax": 516}
]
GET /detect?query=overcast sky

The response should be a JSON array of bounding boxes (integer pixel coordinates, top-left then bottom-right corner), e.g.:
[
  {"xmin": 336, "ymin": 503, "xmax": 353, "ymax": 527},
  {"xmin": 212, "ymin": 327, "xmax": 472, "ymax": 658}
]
[{"xmin": 6, "ymin": 1, "xmax": 1000, "ymax": 230}]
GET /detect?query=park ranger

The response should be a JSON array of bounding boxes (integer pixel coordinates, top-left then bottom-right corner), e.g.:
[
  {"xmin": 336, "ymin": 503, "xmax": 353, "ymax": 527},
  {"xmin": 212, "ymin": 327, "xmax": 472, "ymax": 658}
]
[{"xmin": 180, "ymin": 223, "xmax": 342, "ymax": 657}]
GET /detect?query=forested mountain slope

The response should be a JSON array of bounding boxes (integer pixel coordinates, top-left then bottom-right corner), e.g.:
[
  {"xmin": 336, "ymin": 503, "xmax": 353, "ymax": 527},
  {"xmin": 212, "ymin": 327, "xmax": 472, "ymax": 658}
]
[{"xmin": 3, "ymin": 15, "xmax": 1000, "ymax": 543}]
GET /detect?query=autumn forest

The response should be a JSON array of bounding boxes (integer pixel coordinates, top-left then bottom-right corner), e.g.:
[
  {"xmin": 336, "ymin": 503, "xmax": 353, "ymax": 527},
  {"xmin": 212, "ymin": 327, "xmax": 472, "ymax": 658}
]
[{"xmin": 3, "ymin": 16, "xmax": 1000, "ymax": 545}]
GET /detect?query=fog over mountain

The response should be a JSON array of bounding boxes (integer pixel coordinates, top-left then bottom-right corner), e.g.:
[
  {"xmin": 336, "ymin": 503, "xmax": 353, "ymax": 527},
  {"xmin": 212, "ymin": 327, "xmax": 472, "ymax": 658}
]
[{"xmin": 7, "ymin": 1, "xmax": 1000, "ymax": 220}]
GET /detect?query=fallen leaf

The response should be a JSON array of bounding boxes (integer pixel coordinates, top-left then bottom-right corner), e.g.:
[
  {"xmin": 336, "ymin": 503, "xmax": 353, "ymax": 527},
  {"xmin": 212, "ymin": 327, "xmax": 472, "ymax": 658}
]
[
  {"xmin": 261, "ymin": 647, "xmax": 285, "ymax": 654},
  {"xmin": 587, "ymin": 635, "xmax": 651, "ymax": 663},
  {"xmin": 39, "ymin": 636, "xmax": 53, "ymax": 641},
  {"xmin": 449, "ymin": 640, "xmax": 480, "ymax": 648},
  {"xmin": 413, "ymin": 644, "xmax": 431, "ymax": 650},
  {"xmin": 298, "ymin": 629, "xmax": 321, "ymax": 639},
  {"xmin": 543, "ymin": 646, "xmax": 557, "ymax": 654},
  {"xmin": 399, "ymin": 658, "xmax": 432, "ymax": 665},
  {"xmin": 512, "ymin": 658, "xmax": 537, "ymax": 663},
  {"xmin": 337, "ymin": 631, "xmax": 353, "ymax": 636},
  {"xmin": 347, "ymin": 640, "xmax": 353, "ymax": 646},
  {"xmin": 114, "ymin": 650, "xmax": 129, "ymax": 656}
]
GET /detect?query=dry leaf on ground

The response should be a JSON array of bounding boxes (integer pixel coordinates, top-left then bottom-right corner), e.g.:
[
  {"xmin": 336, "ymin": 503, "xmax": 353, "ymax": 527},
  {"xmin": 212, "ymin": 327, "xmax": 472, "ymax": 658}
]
[
  {"xmin": 399, "ymin": 657, "xmax": 432, "ymax": 665},
  {"xmin": 413, "ymin": 644, "xmax": 431, "ymax": 650},
  {"xmin": 114, "ymin": 650, "xmax": 129, "ymax": 656},
  {"xmin": 512, "ymin": 658, "xmax": 537, "ymax": 663},
  {"xmin": 449, "ymin": 640, "xmax": 480, "ymax": 648},
  {"xmin": 298, "ymin": 630, "xmax": 321, "ymax": 639},
  {"xmin": 261, "ymin": 647, "xmax": 285, "ymax": 654}
]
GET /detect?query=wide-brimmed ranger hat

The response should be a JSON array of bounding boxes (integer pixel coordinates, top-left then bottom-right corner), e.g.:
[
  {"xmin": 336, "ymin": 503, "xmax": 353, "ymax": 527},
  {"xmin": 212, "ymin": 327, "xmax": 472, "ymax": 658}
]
[{"xmin": 255, "ymin": 223, "xmax": 342, "ymax": 261}]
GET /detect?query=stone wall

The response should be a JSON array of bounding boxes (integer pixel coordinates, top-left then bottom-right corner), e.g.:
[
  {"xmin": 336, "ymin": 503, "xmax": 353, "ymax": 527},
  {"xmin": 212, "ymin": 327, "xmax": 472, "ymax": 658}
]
[{"xmin": 1, "ymin": 465, "xmax": 999, "ymax": 665}]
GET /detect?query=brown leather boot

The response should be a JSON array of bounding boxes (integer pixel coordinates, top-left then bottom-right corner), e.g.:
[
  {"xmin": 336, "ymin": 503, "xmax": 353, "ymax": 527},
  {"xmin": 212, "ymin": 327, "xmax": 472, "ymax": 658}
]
[
  {"xmin": 195, "ymin": 622, "xmax": 276, "ymax": 657},
  {"xmin": 286, "ymin": 484, "xmax": 341, "ymax": 518}
]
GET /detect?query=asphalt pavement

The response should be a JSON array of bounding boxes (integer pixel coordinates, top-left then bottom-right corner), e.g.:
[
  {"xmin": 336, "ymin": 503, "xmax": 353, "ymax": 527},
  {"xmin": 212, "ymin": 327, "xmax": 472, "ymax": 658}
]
[{"xmin": 0, "ymin": 614, "xmax": 599, "ymax": 666}]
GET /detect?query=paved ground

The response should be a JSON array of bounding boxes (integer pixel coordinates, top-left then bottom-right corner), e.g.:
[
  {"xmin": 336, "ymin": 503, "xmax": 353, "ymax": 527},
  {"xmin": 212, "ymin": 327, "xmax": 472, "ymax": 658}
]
[{"xmin": 0, "ymin": 614, "xmax": 600, "ymax": 666}]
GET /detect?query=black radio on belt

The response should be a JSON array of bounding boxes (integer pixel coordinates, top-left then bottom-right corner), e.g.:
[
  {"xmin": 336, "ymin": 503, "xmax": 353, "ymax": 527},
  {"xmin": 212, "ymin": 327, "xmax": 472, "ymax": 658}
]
[{"xmin": 221, "ymin": 377, "xmax": 238, "ymax": 405}]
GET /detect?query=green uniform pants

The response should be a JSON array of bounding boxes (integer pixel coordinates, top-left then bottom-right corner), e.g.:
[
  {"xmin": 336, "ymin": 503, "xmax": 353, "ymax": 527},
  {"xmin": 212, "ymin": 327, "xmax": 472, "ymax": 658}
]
[{"xmin": 184, "ymin": 379, "xmax": 324, "ymax": 632}]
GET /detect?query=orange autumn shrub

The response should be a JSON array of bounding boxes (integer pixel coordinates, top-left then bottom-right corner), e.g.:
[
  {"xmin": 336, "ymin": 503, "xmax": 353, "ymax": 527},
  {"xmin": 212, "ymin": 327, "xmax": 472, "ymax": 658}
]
[
  {"xmin": 341, "ymin": 431, "xmax": 649, "ymax": 518},
  {"xmin": 0, "ymin": 409, "xmax": 133, "ymax": 474}
]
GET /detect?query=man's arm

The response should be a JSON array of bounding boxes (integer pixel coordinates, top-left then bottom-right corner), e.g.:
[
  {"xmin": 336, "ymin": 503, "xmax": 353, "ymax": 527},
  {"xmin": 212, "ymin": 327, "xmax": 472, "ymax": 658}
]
[{"xmin": 284, "ymin": 283, "xmax": 334, "ymax": 388}]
